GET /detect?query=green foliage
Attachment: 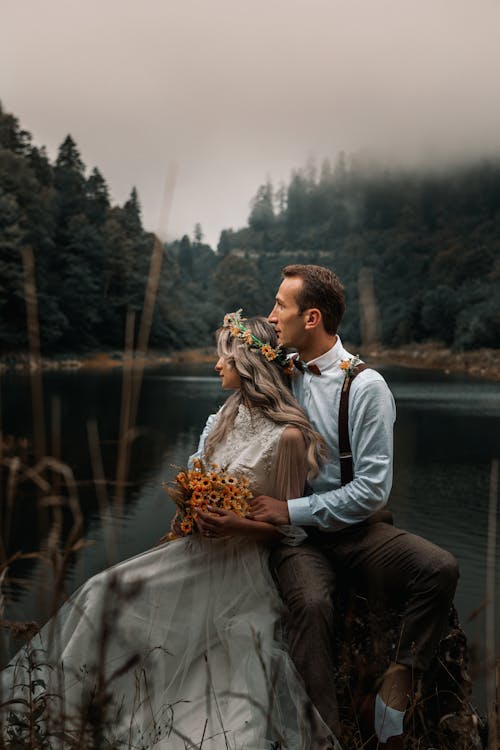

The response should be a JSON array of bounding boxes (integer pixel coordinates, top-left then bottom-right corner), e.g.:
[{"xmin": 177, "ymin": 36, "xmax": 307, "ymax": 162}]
[
  {"xmin": 213, "ymin": 254, "xmax": 261, "ymax": 315},
  {"xmin": 421, "ymin": 285, "xmax": 460, "ymax": 345}
]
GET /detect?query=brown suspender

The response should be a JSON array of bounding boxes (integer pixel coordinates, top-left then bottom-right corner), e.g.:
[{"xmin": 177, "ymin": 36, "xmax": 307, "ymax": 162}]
[{"xmin": 338, "ymin": 363, "xmax": 369, "ymax": 486}]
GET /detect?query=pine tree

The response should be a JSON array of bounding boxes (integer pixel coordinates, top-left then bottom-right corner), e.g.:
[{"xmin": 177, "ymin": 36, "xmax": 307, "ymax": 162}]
[
  {"xmin": 249, "ymin": 182, "xmax": 275, "ymax": 232},
  {"xmin": 86, "ymin": 167, "xmax": 110, "ymax": 226},
  {"xmin": 193, "ymin": 223, "xmax": 203, "ymax": 244},
  {"xmin": 0, "ymin": 101, "xmax": 31, "ymax": 156},
  {"xmin": 179, "ymin": 234, "xmax": 193, "ymax": 274},
  {"xmin": 217, "ymin": 229, "xmax": 232, "ymax": 257},
  {"xmin": 123, "ymin": 187, "xmax": 142, "ymax": 234}
]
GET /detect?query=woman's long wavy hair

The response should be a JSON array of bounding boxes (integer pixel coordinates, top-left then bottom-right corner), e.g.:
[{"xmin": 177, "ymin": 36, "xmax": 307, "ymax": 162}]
[{"xmin": 204, "ymin": 317, "xmax": 327, "ymax": 479}]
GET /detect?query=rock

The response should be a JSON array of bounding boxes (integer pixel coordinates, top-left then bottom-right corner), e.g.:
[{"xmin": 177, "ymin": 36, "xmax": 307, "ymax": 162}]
[{"xmin": 333, "ymin": 590, "xmax": 484, "ymax": 749}]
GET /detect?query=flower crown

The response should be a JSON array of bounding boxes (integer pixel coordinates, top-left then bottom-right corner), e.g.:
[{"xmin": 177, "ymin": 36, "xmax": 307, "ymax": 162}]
[{"xmin": 222, "ymin": 310, "xmax": 295, "ymax": 375}]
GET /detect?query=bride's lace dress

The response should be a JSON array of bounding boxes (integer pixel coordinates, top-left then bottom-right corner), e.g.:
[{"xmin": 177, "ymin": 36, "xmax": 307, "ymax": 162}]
[{"xmin": 1, "ymin": 405, "xmax": 336, "ymax": 749}]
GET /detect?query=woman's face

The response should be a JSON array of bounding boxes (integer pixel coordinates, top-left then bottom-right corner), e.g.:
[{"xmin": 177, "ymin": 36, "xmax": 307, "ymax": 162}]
[{"xmin": 215, "ymin": 356, "xmax": 241, "ymax": 390}]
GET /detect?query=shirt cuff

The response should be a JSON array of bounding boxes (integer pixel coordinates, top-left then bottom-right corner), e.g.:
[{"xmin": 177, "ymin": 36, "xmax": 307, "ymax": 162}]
[{"xmin": 287, "ymin": 496, "xmax": 315, "ymax": 526}]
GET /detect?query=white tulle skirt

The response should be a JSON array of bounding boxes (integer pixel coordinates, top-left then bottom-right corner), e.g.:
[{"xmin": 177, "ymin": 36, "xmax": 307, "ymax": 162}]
[{"xmin": 1, "ymin": 536, "xmax": 334, "ymax": 749}]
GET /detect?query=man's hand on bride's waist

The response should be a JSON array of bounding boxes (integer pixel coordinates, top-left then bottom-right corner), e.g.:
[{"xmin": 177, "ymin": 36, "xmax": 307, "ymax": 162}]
[{"xmin": 249, "ymin": 496, "xmax": 291, "ymax": 525}]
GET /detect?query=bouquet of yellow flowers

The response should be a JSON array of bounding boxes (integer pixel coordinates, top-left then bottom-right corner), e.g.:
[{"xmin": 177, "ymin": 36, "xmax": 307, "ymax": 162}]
[{"xmin": 163, "ymin": 458, "xmax": 252, "ymax": 539}]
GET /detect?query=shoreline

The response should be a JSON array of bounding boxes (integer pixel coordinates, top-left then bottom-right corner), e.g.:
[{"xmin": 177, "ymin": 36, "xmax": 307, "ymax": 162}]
[
  {"xmin": 358, "ymin": 343, "xmax": 500, "ymax": 382},
  {"xmin": 1, "ymin": 343, "xmax": 499, "ymax": 382}
]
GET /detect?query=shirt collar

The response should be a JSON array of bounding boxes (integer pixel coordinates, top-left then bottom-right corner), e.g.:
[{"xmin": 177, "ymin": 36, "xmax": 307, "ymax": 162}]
[{"xmin": 306, "ymin": 335, "xmax": 345, "ymax": 373}]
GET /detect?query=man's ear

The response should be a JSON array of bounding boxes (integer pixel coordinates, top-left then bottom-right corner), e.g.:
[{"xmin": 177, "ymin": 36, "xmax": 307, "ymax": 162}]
[{"xmin": 304, "ymin": 308, "xmax": 322, "ymax": 330}]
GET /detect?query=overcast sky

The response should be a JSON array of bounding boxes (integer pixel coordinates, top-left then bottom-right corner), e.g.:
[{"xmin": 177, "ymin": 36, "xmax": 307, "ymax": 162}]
[{"xmin": 2, "ymin": 0, "xmax": 500, "ymax": 246}]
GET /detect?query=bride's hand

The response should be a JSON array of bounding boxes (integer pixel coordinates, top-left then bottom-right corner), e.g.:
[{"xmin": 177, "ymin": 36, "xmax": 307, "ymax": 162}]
[{"xmin": 196, "ymin": 507, "xmax": 246, "ymax": 538}]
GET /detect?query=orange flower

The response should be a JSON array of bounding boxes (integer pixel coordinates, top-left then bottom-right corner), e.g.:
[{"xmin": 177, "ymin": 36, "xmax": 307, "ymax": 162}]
[
  {"xmin": 165, "ymin": 459, "xmax": 253, "ymax": 538},
  {"xmin": 191, "ymin": 492, "xmax": 205, "ymax": 506},
  {"xmin": 261, "ymin": 345, "xmax": 277, "ymax": 361},
  {"xmin": 340, "ymin": 360, "xmax": 351, "ymax": 371}
]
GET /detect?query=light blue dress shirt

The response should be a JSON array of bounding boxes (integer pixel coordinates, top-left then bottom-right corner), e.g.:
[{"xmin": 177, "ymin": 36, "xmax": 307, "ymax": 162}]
[{"xmin": 288, "ymin": 336, "xmax": 396, "ymax": 531}]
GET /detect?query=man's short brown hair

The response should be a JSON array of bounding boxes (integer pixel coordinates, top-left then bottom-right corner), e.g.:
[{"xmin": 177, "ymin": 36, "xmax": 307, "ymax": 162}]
[{"xmin": 282, "ymin": 264, "xmax": 345, "ymax": 335}]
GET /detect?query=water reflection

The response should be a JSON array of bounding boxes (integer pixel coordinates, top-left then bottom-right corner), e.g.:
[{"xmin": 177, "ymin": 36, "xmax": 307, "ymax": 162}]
[{"xmin": 1, "ymin": 363, "xmax": 499, "ymax": 709}]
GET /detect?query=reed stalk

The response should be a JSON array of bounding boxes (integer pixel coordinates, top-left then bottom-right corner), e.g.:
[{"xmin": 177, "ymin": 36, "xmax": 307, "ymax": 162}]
[
  {"xmin": 87, "ymin": 418, "xmax": 117, "ymax": 565},
  {"xmin": 129, "ymin": 166, "xmax": 177, "ymax": 432},
  {"xmin": 114, "ymin": 308, "xmax": 135, "ymax": 516},
  {"xmin": 115, "ymin": 166, "xmax": 176, "ymax": 515},
  {"xmin": 0, "ymin": 375, "xmax": 3, "ymax": 512},
  {"xmin": 50, "ymin": 397, "xmax": 61, "ymax": 498},
  {"xmin": 20, "ymin": 246, "xmax": 45, "ymax": 462},
  {"xmin": 486, "ymin": 458, "xmax": 499, "ymax": 750}
]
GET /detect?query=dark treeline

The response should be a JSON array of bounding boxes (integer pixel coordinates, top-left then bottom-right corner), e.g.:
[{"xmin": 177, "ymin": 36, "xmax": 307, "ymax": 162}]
[
  {"xmin": 0, "ymin": 103, "xmax": 221, "ymax": 353},
  {"xmin": 1, "ymin": 102, "xmax": 499, "ymax": 355}
]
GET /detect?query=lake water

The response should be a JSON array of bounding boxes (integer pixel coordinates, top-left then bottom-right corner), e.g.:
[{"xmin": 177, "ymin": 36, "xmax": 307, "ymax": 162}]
[{"xmin": 1, "ymin": 362, "xmax": 499, "ymax": 710}]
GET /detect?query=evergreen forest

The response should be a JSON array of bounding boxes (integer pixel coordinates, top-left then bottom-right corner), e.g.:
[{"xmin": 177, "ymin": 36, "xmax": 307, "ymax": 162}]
[{"xmin": 1, "ymin": 102, "xmax": 499, "ymax": 355}]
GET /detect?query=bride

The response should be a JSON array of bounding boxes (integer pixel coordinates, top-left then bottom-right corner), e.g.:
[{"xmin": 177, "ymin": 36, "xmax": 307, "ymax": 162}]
[{"xmin": 1, "ymin": 314, "xmax": 340, "ymax": 750}]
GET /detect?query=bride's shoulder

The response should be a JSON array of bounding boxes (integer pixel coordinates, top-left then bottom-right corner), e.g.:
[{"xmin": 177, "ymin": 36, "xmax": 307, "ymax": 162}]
[{"xmin": 277, "ymin": 425, "xmax": 307, "ymax": 450}]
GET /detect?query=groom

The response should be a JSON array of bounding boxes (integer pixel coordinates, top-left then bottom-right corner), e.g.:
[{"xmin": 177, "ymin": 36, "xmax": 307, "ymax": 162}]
[{"xmin": 250, "ymin": 264, "xmax": 459, "ymax": 749}]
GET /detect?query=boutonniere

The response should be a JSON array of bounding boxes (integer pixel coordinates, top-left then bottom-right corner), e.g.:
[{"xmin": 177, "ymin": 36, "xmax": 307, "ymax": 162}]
[
  {"xmin": 340, "ymin": 354, "xmax": 363, "ymax": 390},
  {"xmin": 283, "ymin": 356, "xmax": 298, "ymax": 376}
]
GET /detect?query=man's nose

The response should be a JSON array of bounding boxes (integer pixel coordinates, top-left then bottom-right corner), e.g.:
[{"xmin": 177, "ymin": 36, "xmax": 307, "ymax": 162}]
[{"xmin": 268, "ymin": 305, "xmax": 278, "ymax": 323}]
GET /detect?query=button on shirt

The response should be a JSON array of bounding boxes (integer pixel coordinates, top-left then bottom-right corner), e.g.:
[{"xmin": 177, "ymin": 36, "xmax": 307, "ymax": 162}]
[{"xmin": 289, "ymin": 336, "xmax": 396, "ymax": 531}]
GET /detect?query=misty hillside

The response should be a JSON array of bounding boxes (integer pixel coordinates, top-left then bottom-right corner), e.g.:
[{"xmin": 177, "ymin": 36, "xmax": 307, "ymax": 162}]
[
  {"xmin": 1, "ymin": 103, "xmax": 499, "ymax": 354},
  {"xmin": 218, "ymin": 154, "xmax": 500, "ymax": 349}
]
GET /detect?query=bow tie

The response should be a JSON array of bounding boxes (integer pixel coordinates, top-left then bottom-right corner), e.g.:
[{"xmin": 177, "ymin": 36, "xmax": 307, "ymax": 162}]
[{"xmin": 293, "ymin": 357, "xmax": 321, "ymax": 376}]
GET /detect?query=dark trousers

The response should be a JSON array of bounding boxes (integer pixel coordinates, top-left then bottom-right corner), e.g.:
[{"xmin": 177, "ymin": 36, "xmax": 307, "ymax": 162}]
[{"xmin": 270, "ymin": 520, "xmax": 459, "ymax": 734}]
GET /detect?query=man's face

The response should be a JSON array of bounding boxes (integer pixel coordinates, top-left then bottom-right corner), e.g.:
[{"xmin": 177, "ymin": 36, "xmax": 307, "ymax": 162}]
[{"xmin": 268, "ymin": 276, "xmax": 308, "ymax": 349}]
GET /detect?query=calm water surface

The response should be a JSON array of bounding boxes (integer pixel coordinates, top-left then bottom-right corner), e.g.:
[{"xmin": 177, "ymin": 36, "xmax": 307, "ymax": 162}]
[{"xmin": 1, "ymin": 363, "xmax": 499, "ymax": 708}]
